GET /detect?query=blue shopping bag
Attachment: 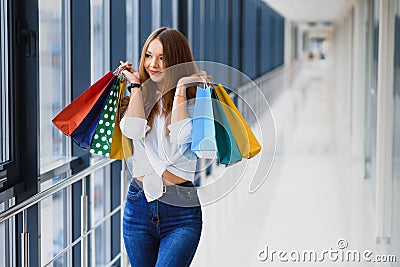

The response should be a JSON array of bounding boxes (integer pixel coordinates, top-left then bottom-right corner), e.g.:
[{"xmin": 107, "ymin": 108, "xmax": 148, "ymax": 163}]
[
  {"xmin": 71, "ymin": 77, "xmax": 115, "ymax": 149},
  {"xmin": 191, "ymin": 86, "xmax": 218, "ymax": 158}
]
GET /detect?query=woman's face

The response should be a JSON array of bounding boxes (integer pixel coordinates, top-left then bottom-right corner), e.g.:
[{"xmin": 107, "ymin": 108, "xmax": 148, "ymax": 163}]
[{"xmin": 145, "ymin": 38, "xmax": 164, "ymax": 83}]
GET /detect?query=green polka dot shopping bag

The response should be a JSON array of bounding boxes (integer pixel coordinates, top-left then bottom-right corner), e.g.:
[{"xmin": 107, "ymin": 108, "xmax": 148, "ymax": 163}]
[{"xmin": 89, "ymin": 72, "xmax": 133, "ymax": 159}]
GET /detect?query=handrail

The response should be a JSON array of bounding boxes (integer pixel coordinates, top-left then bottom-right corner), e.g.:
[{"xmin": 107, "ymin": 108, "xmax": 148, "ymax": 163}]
[
  {"xmin": 254, "ymin": 65, "xmax": 285, "ymax": 84},
  {"xmin": 42, "ymin": 205, "xmax": 121, "ymax": 267},
  {"xmin": 0, "ymin": 158, "xmax": 116, "ymax": 224},
  {"xmin": 106, "ymin": 253, "xmax": 121, "ymax": 267},
  {"xmin": 235, "ymin": 65, "xmax": 286, "ymax": 126},
  {"xmin": 39, "ymin": 156, "xmax": 80, "ymax": 183},
  {"xmin": 239, "ymin": 65, "xmax": 285, "ymax": 92}
]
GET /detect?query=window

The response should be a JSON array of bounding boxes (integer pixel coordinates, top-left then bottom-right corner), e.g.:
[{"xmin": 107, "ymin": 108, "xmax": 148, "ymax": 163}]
[
  {"xmin": 40, "ymin": 175, "xmax": 72, "ymax": 266},
  {"xmin": 90, "ymin": 2, "xmax": 113, "ymax": 265},
  {"xmin": 90, "ymin": 165, "xmax": 111, "ymax": 265},
  {"xmin": 90, "ymin": 0, "xmax": 109, "ymax": 82},
  {"xmin": 38, "ymin": 0, "xmax": 70, "ymax": 169},
  {"xmin": 0, "ymin": 0, "xmax": 10, "ymax": 165},
  {"xmin": 364, "ymin": 0, "xmax": 379, "ymax": 195},
  {"xmin": 0, "ymin": 210, "xmax": 4, "ymax": 267},
  {"xmin": 126, "ymin": 0, "xmax": 139, "ymax": 69},
  {"xmin": 390, "ymin": 0, "xmax": 400, "ymax": 257},
  {"xmin": 0, "ymin": 199, "xmax": 16, "ymax": 267}
]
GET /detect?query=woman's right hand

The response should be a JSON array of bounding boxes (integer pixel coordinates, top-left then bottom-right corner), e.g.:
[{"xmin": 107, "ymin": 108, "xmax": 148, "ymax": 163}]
[
  {"xmin": 177, "ymin": 70, "xmax": 212, "ymax": 88},
  {"xmin": 118, "ymin": 60, "xmax": 141, "ymax": 84}
]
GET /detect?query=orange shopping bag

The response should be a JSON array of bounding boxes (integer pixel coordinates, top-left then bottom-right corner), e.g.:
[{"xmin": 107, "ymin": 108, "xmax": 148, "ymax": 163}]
[{"xmin": 52, "ymin": 72, "xmax": 114, "ymax": 136}]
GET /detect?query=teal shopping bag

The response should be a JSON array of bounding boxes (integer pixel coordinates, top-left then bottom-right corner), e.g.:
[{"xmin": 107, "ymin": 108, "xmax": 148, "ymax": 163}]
[
  {"xmin": 211, "ymin": 89, "xmax": 242, "ymax": 166},
  {"xmin": 191, "ymin": 86, "xmax": 218, "ymax": 158}
]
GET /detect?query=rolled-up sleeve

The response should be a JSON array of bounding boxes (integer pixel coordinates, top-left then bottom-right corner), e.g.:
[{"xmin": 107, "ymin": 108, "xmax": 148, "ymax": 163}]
[
  {"xmin": 168, "ymin": 118, "xmax": 192, "ymax": 144},
  {"xmin": 120, "ymin": 116, "xmax": 151, "ymax": 140}
]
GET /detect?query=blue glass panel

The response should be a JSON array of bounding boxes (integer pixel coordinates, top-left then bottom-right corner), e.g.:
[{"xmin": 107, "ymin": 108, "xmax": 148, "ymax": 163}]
[
  {"xmin": 161, "ymin": 0, "xmax": 173, "ymax": 27},
  {"xmin": 139, "ymin": 0, "xmax": 152, "ymax": 51}
]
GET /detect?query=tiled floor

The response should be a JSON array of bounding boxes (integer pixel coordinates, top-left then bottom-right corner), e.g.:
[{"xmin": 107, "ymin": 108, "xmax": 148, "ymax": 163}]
[{"xmin": 191, "ymin": 59, "xmax": 388, "ymax": 266}]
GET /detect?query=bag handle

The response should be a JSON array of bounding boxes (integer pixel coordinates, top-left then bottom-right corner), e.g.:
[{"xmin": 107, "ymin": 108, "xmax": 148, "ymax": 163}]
[
  {"xmin": 113, "ymin": 67, "xmax": 126, "ymax": 82},
  {"xmin": 198, "ymin": 72, "xmax": 212, "ymax": 89}
]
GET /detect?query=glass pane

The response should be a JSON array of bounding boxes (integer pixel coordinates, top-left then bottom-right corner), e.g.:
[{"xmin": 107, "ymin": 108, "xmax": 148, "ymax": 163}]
[
  {"xmin": 40, "ymin": 176, "xmax": 69, "ymax": 266},
  {"xmin": 365, "ymin": 0, "xmax": 379, "ymax": 194},
  {"xmin": 391, "ymin": 0, "xmax": 400, "ymax": 257},
  {"xmin": 91, "ymin": 0, "xmax": 105, "ymax": 82},
  {"xmin": 0, "ymin": 0, "xmax": 10, "ymax": 164},
  {"xmin": 0, "ymin": 203, "xmax": 6, "ymax": 266},
  {"xmin": 93, "ymin": 223, "xmax": 110, "ymax": 266},
  {"xmin": 0, "ymin": 200, "xmax": 15, "ymax": 267},
  {"xmin": 39, "ymin": 0, "xmax": 67, "ymax": 168},
  {"xmin": 90, "ymin": 165, "xmax": 111, "ymax": 265},
  {"xmin": 52, "ymin": 253, "xmax": 70, "ymax": 267},
  {"xmin": 126, "ymin": 0, "xmax": 139, "ymax": 70},
  {"xmin": 92, "ymin": 167, "xmax": 108, "ymax": 224},
  {"xmin": 90, "ymin": 0, "xmax": 112, "ymax": 261}
]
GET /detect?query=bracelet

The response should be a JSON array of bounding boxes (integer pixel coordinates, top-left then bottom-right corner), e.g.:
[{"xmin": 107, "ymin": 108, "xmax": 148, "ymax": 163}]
[
  {"xmin": 174, "ymin": 94, "xmax": 186, "ymax": 98},
  {"xmin": 128, "ymin": 83, "xmax": 141, "ymax": 93}
]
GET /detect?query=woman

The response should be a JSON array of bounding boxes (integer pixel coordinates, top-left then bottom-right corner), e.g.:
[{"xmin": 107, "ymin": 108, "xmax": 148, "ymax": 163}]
[{"xmin": 118, "ymin": 27, "xmax": 208, "ymax": 266}]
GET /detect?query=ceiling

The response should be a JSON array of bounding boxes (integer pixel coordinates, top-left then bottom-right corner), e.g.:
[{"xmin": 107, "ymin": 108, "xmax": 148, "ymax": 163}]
[{"xmin": 263, "ymin": 0, "xmax": 349, "ymax": 23}]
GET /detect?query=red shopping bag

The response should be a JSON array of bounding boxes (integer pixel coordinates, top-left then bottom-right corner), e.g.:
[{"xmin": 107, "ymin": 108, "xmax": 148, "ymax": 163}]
[{"xmin": 52, "ymin": 71, "xmax": 114, "ymax": 136}]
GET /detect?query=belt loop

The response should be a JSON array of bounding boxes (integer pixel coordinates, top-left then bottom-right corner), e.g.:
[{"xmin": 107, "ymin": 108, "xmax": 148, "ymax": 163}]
[{"xmin": 176, "ymin": 184, "xmax": 181, "ymax": 196}]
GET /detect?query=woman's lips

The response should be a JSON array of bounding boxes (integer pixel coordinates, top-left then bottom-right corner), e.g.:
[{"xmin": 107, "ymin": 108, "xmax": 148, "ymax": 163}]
[{"xmin": 149, "ymin": 70, "xmax": 160, "ymax": 75}]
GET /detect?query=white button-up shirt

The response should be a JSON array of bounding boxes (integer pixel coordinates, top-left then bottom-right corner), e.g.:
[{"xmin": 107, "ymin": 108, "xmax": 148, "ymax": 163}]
[{"xmin": 119, "ymin": 98, "xmax": 197, "ymax": 202}]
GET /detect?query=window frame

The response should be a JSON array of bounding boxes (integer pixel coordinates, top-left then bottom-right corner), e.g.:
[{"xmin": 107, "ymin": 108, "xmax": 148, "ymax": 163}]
[
  {"xmin": 0, "ymin": 0, "xmax": 11, "ymax": 168},
  {"xmin": 0, "ymin": 0, "xmax": 14, "ymax": 187},
  {"xmin": 38, "ymin": 0, "xmax": 73, "ymax": 172}
]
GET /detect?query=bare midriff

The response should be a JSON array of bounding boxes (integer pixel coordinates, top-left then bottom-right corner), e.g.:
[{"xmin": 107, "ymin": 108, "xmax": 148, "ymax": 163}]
[{"xmin": 136, "ymin": 170, "xmax": 188, "ymax": 185}]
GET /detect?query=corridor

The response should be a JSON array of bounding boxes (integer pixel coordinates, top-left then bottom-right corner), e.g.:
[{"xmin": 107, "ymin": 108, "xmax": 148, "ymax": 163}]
[{"xmin": 193, "ymin": 58, "xmax": 382, "ymax": 266}]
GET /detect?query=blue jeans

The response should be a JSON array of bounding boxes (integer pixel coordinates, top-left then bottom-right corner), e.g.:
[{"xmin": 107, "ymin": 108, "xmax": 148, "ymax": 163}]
[{"xmin": 123, "ymin": 180, "xmax": 203, "ymax": 267}]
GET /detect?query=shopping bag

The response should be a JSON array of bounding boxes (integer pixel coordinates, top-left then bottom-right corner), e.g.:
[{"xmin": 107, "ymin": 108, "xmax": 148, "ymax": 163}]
[
  {"xmin": 70, "ymin": 77, "xmax": 115, "ymax": 149},
  {"xmin": 52, "ymin": 72, "xmax": 114, "ymax": 136},
  {"xmin": 191, "ymin": 86, "xmax": 218, "ymax": 158},
  {"xmin": 109, "ymin": 80, "xmax": 133, "ymax": 159},
  {"xmin": 90, "ymin": 75, "xmax": 123, "ymax": 157},
  {"xmin": 213, "ymin": 84, "xmax": 261, "ymax": 158},
  {"xmin": 210, "ymin": 89, "xmax": 242, "ymax": 166}
]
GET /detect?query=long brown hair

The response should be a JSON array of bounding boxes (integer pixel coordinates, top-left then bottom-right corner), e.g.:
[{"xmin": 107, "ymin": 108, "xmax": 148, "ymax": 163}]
[{"xmin": 138, "ymin": 27, "xmax": 197, "ymax": 135}]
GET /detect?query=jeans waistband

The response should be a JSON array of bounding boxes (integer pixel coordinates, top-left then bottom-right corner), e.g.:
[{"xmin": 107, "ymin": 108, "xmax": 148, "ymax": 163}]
[
  {"xmin": 131, "ymin": 178, "xmax": 196, "ymax": 193},
  {"xmin": 130, "ymin": 178, "xmax": 200, "ymax": 206}
]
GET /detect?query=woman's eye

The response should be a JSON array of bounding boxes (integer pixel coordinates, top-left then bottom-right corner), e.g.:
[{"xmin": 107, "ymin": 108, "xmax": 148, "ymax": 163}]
[
  {"xmin": 145, "ymin": 54, "xmax": 152, "ymax": 58},
  {"xmin": 159, "ymin": 57, "xmax": 163, "ymax": 61}
]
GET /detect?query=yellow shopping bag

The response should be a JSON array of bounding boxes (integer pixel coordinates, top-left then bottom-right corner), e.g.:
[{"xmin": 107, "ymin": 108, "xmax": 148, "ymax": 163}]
[
  {"xmin": 109, "ymin": 81, "xmax": 133, "ymax": 159},
  {"xmin": 213, "ymin": 84, "xmax": 261, "ymax": 158}
]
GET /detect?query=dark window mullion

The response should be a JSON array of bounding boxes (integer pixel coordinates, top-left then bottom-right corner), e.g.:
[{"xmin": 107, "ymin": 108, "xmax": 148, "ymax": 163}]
[
  {"xmin": 71, "ymin": 0, "xmax": 90, "ymax": 265},
  {"xmin": 11, "ymin": 0, "xmax": 40, "ymax": 266}
]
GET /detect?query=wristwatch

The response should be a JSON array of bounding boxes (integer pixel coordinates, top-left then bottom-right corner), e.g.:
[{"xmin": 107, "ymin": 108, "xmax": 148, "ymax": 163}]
[{"xmin": 128, "ymin": 82, "xmax": 141, "ymax": 93}]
